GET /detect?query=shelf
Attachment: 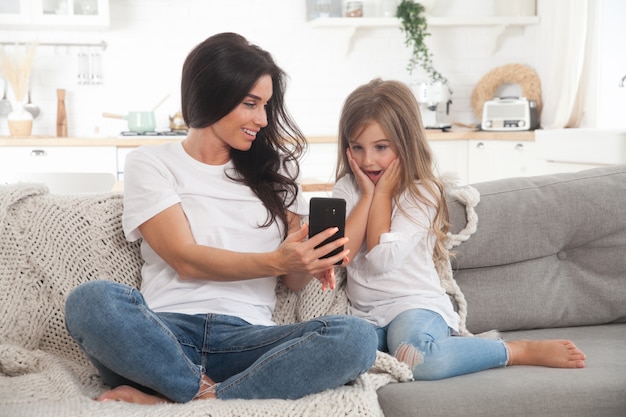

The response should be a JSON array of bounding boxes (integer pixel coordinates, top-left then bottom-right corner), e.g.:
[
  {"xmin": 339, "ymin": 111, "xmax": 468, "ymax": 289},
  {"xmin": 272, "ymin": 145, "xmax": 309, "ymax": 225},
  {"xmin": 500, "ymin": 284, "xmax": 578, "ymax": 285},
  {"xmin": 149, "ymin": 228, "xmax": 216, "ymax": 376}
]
[
  {"xmin": 308, "ymin": 16, "xmax": 540, "ymax": 29},
  {"xmin": 309, "ymin": 15, "xmax": 540, "ymax": 55}
]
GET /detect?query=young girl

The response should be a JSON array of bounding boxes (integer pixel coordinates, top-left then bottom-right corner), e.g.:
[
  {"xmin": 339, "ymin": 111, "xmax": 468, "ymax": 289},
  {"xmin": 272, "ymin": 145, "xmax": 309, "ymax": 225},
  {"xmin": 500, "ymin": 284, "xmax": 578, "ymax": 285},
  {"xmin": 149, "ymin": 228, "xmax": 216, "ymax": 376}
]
[{"xmin": 333, "ymin": 78, "xmax": 586, "ymax": 380}]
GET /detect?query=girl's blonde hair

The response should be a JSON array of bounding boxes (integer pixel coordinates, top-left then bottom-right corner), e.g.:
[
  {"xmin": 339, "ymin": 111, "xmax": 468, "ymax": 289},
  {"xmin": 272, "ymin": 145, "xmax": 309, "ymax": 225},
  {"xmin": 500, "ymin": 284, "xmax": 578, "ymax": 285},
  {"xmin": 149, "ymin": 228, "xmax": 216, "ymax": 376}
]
[{"xmin": 335, "ymin": 78, "xmax": 450, "ymax": 263}]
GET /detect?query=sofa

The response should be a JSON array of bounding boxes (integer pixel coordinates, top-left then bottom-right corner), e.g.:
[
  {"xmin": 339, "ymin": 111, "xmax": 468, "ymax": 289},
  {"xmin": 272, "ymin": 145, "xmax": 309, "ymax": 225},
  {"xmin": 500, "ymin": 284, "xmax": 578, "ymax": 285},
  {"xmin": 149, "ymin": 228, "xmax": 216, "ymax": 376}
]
[
  {"xmin": 378, "ymin": 164, "xmax": 626, "ymax": 417},
  {"xmin": 1, "ymin": 165, "xmax": 625, "ymax": 417}
]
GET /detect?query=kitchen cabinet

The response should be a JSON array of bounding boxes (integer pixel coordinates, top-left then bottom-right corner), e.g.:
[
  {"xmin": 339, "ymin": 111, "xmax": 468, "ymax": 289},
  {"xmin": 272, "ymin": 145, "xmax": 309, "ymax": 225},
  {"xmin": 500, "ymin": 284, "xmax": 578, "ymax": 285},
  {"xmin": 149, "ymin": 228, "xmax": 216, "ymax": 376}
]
[
  {"xmin": 0, "ymin": 0, "xmax": 32, "ymax": 25},
  {"xmin": 0, "ymin": 134, "xmax": 540, "ymax": 192},
  {"xmin": 537, "ymin": 161, "xmax": 608, "ymax": 176},
  {"xmin": 429, "ymin": 140, "xmax": 469, "ymax": 185},
  {"xmin": 0, "ymin": 146, "xmax": 117, "ymax": 175},
  {"xmin": 0, "ymin": 0, "xmax": 109, "ymax": 28},
  {"xmin": 467, "ymin": 139, "xmax": 537, "ymax": 184},
  {"xmin": 429, "ymin": 138, "xmax": 538, "ymax": 185}
]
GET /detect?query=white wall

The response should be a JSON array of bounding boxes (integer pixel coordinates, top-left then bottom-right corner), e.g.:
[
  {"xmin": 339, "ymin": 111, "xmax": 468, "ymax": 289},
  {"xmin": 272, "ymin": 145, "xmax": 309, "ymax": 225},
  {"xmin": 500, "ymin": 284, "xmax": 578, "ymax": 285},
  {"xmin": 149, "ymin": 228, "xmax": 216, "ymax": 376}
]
[
  {"xmin": 592, "ymin": 0, "xmax": 626, "ymax": 128},
  {"xmin": 0, "ymin": 0, "xmax": 606, "ymax": 138}
]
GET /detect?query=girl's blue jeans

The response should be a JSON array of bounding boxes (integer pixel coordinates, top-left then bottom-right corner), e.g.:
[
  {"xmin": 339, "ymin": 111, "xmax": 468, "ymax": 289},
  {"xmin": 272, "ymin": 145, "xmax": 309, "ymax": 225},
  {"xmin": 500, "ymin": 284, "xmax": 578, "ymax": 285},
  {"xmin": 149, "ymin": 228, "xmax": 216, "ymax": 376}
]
[
  {"xmin": 375, "ymin": 308, "xmax": 508, "ymax": 380},
  {"xmin": 65, "ymin": 280, "xmax": 377, "ymax": 403}
]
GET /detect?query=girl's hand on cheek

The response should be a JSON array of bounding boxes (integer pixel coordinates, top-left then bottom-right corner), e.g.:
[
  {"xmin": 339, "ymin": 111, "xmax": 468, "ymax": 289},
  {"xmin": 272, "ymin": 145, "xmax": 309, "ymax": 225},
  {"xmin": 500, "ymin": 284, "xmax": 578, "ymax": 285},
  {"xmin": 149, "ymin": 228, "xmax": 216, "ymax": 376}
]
[
  {"xmin": 347, "ymin": 148, "xmax": 375, "ymax": 195},
  {"xmin": 376, "ymin": 158, "xmax": 401, "ymax": 197}
]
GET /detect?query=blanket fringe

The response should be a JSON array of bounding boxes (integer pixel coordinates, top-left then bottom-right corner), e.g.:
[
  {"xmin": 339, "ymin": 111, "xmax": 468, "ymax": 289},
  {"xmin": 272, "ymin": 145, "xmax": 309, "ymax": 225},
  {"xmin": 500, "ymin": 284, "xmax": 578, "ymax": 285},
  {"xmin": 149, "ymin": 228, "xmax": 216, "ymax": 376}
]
[{"xmin": 437, "ymin": 185, "xmax": 490, "ymax": 338}]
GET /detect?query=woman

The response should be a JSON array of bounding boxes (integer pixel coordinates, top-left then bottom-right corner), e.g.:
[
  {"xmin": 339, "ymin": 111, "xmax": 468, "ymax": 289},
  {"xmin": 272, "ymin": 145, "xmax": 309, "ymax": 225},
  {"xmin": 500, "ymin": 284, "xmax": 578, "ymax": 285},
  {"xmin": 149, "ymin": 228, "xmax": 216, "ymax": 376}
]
[
  {"xmin": 65, "ymin": 32, "xmax": 377, "ymax": 404},
  {"xmin": 333, "ymin": 78, "xmax": 585, "ymax": 381}
]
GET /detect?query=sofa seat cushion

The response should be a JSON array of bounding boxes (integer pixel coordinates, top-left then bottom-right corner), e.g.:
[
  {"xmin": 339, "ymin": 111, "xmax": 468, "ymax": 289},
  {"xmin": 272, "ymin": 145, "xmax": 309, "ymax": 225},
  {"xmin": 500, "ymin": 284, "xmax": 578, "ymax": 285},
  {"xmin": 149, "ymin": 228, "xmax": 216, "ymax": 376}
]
[{"xmin": 377, "ymin": 323, "xmax": 626, "ymax": 417}]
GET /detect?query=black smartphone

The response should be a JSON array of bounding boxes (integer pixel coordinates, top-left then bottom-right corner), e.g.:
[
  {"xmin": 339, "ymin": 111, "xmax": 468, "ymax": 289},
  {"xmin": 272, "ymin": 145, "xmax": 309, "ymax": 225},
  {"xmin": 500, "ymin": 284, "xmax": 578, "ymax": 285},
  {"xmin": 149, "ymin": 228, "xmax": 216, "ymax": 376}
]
[{"xmin": 308, "ymin": 197, "xmax": 346, "ymax": 265}]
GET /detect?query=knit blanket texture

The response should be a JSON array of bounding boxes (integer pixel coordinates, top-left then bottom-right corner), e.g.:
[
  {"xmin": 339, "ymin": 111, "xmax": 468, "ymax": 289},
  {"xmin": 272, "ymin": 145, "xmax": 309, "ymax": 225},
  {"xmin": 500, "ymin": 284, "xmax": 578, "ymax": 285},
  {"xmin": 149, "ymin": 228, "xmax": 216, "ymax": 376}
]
[{"xmin": 0, "ymin": 183, "xmax": 479, "ymax": 417}]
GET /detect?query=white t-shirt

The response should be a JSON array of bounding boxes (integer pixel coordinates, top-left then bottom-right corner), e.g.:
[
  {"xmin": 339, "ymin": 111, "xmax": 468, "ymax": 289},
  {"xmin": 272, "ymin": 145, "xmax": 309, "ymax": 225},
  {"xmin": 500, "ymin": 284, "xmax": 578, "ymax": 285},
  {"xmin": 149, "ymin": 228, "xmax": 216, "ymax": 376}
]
[
  {"xmin": 333, "ymin": 175, "xmax": 460, "ymax": 331},
  {"xmin": 122, "ymin": 141, "xmax": 307, "ymax": 326}
]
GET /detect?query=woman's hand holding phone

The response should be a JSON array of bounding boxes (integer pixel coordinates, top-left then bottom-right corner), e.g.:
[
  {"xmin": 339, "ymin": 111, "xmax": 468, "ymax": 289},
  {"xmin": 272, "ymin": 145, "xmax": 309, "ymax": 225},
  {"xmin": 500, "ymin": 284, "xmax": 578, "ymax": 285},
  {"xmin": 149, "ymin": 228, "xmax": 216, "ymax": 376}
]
[
  {"xmin": 278, "ymin": 223, "xmax": 349, "ymax": 277},
  {"xmin": 308, "ymin": 198, "xmax": 347, "ymax": 266}
]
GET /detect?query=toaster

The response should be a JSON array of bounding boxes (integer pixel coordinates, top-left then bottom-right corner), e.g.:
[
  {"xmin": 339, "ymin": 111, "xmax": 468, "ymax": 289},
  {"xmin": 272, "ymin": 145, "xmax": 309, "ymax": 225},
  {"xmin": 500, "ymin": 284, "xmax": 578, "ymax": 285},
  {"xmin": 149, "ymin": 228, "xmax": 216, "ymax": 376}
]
[{"xmin": 481, "ymin": 97, "xmax": 539, "ymax": 131}]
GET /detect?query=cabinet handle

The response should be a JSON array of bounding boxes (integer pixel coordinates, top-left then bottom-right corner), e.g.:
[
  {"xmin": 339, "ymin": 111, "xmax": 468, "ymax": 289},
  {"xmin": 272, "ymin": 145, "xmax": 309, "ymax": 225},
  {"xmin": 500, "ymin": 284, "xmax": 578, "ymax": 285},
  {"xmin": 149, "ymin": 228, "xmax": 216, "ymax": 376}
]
[
  {"xmin": 476, "ymin": 142, "xmax": 485, "ymax": 150},
  {"xmin": 514, "ymin": 143, "xmax": 524, "ymax": 151},
  {"xmin": 30, "ymin": 149, "xmax": 47, "ymax": 157}
]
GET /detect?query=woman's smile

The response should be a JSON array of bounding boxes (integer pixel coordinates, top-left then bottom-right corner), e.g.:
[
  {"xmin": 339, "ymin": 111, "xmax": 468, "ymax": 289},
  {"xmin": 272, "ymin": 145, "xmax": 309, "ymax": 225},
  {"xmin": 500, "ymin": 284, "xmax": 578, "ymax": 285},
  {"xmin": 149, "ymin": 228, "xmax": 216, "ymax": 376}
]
[{"xmin": 242, "ymin": 128, "xmax": 258, "ymax": 140}]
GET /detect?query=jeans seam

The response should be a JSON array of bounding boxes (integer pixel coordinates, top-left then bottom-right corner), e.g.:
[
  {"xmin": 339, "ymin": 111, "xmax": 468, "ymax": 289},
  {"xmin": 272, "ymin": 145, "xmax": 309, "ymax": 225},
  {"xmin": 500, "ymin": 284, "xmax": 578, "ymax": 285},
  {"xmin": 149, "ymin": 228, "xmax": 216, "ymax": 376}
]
[
  {"xmin": 215, "ymin": 320, "xmax": 328, "ymax": 396},
  {"xmin": 131, "ymin": 289, "xmax": 202, "ymax": 381},
  {"xmin": 207, "ymin": 319, "xmax": 327, "ymax": 353}
]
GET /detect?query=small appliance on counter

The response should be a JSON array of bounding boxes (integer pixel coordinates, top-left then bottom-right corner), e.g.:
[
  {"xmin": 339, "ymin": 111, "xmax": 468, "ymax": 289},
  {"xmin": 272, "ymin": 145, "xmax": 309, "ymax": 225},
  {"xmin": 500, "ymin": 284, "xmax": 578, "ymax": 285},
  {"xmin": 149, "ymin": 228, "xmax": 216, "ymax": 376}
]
[
  {"xmin": 413, "ymin": 80, "xmax": 452, "ymax": 130},
  {"xmin": 103, "ymin": 111, "xmax": 158, "ymax": 133},
  {"xmin": 481, "ymin": 96, "xmax": 539, "ymax": 131},
  {"xmin": 119, "ymin": 130, "xmax": 187, "ymax": 137},
  {"xmin": 169, "ymin": 111, "xmax": 187, "ymax": 131}
]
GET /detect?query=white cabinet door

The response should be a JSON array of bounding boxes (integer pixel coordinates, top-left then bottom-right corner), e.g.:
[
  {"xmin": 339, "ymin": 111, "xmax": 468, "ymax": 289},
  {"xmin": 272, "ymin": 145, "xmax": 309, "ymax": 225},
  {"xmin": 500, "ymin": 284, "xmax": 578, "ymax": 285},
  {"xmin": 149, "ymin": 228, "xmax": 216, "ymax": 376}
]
[
  {"xmin": 33, "ymin": 0, "xmax": 109, "ymax": 27},
  {"xmin": 537, "ymin": 161, "xmax": 607, "ymax": 176},
  {"xmin": 429, "ymin": 140, "xmax": 469, "ymax": 185},
  {"xmin": 0, "ymin": 146, "xmax": 116, "ymax": 174},
  {"xmin": 0, "ymin": 146, "xmax": 117, "ymax": 193},
  {"xmin": 0, "ymin": 0, "xmax": 32, "ymax": 24},
  {"xmin": 116, "ymin": 147, "xmax": 134, "ymax": 181},
  {"xmin": 468, "ymin": 140, "xmax": 538, "ymax": 184},
  {"xmin": 0, "ymin": 0, "xmax": 109, "ymax": 27}
]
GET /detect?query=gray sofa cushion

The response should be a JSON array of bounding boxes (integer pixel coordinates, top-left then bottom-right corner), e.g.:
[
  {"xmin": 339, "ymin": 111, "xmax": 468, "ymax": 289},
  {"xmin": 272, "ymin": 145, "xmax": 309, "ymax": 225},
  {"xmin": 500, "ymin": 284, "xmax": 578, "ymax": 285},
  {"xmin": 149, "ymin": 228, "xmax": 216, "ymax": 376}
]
[
  {"xmin": 446, "ymin": 165, "xmax": 626, "ymax": 333},
  {"xmin": 378, "ymin": 324, "xmax": 626, "ymax": 417}
]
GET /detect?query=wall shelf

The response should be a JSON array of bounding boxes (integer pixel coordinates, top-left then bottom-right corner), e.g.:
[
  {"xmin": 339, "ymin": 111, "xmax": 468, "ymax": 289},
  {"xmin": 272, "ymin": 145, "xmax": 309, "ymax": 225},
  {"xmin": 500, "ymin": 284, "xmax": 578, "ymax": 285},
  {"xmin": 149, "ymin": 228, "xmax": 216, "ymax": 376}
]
[
  {"xmin": 309, "ymin": 16, "xmax": 540, "ymax": 29},
  {"xmin": 309, "ymin": 16, "xmax": 540, "ymax": 54}
]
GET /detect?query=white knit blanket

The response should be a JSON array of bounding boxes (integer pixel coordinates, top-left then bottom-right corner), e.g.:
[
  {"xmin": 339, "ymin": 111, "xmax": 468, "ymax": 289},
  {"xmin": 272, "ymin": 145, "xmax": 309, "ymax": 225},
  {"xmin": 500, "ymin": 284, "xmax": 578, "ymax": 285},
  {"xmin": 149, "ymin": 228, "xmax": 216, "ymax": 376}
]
[{"xmin": 0, "ymin": 183, "xmax": 479, "ymax": 417}]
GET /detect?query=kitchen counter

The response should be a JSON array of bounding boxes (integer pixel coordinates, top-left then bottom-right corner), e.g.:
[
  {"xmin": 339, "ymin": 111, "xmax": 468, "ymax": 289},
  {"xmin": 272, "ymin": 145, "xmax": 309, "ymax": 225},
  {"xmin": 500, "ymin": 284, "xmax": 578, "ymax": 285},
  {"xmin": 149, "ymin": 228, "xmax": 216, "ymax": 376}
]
[
  {"xmin": 0, "ymin": 130, "xmax": 538, "ymax": 193},
  {"xmin": 424, "ymin": 130, "xmax": 534, "ymax": 141},
  {"xmin": 0, "ymin": 136, "xmax": 183, "ymax": 147},
  {"xmin": 0, "ymin": 130, "xmax": 535, "ymax": 146}
]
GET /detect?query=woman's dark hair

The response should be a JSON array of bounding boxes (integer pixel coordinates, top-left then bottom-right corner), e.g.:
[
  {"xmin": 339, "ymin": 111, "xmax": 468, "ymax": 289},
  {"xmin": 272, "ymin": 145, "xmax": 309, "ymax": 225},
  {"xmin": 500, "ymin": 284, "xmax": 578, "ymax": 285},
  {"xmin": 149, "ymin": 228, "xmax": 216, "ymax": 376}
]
[{"xmin": 181, "ymin": 32, "xmax": 306, "ymax": 238}]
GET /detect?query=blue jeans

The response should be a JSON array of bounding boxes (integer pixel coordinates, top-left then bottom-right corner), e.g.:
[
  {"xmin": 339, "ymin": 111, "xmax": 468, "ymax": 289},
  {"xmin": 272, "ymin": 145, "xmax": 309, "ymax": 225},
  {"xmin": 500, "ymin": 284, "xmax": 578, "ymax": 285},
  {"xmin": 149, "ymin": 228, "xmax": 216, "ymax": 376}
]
[
  {"xmin": 375, "ymin": 308, "xmax": 508, "ymax": 380},
  {"xmin": 65, "ymin": 280, "xmax": 377, "ymax": 402}
]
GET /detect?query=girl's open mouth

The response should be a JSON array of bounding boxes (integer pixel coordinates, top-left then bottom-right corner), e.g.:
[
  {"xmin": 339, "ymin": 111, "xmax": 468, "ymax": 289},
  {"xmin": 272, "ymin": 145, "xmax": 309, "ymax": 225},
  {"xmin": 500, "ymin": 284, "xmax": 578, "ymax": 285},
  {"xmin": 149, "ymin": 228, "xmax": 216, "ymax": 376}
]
[{"xmin": 366, "ymin": 170, "xmax": 383, "ymax": 183}]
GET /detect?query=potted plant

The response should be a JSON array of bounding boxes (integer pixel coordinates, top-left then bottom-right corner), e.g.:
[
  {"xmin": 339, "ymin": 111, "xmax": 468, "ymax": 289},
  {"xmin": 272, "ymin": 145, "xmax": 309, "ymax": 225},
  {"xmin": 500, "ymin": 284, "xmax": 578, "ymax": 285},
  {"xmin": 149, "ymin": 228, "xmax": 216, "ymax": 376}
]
[{"xmin": 396, "ymin": 0, "xmax": 449, "ymax": 85}]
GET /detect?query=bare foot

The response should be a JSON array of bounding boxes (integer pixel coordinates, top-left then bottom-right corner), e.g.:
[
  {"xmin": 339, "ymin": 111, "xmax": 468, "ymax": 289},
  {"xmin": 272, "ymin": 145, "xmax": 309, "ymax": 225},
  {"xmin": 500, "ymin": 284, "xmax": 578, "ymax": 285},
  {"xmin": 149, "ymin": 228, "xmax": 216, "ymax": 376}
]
[
  {"xmin": 195, "ymin": 374, "xmax": 218, "ymax": 400},
  {"xmin": 506, "ymin": 339, "xmax": 586, "ymax": 368},
  {"xmin": 96, "ymin": 385, "xmax": 170, "ymax": 404},
  {"xmin": 95, "ymin": 374, "xmax": 217, "ymax": 404}
]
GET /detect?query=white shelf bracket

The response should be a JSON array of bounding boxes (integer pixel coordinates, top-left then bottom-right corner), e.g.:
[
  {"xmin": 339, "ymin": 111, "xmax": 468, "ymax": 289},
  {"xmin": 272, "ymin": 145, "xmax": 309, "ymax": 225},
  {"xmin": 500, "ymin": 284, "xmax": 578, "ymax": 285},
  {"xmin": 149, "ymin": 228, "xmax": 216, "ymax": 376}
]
[
  {"xmin": 488, "ymin": 24, "xmax": 507, "ymax": 54},
  {"xmin": 342, "ymin": 26, "xmax": 358, "ymax": 55}
]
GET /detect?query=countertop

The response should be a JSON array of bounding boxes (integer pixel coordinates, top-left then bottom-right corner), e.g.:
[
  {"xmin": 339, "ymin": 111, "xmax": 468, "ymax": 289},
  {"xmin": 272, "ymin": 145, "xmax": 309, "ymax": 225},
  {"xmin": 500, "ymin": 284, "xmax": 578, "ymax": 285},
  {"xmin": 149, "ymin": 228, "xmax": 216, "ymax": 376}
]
[{"xmin": 0, "ymin": 130, "xmax": 535, "ymax": 147}]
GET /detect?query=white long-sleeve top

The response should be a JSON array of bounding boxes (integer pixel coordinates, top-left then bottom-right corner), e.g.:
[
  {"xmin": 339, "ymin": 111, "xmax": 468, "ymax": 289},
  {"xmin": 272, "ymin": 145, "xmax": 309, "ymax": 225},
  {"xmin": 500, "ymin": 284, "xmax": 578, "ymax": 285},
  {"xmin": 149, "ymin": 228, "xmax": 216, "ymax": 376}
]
[{"xmin": 333, "ymin": 175, "xmax": 460, "ymax": 331}]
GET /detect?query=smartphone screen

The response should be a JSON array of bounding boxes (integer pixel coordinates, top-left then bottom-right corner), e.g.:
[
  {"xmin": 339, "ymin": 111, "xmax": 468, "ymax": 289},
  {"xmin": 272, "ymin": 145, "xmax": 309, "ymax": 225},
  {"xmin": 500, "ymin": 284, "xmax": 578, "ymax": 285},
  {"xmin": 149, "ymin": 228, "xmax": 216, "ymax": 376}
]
[{"xmin": 308, "ymin": 197, "xmax": 346, "ymax": 265}]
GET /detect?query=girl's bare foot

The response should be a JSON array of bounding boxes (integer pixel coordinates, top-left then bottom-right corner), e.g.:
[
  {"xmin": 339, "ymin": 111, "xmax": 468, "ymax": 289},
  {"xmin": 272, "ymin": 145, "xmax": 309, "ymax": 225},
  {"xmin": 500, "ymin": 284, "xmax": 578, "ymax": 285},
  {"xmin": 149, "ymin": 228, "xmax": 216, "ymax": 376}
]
[
  {"xmin": 96, "ymin": 385, "xmax": 170, "ymax": 404},
  {"xmin": 506, "ymin": 339, "xmax": 586, "ymax": 368}
]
